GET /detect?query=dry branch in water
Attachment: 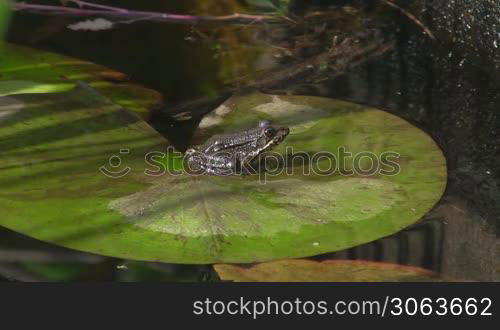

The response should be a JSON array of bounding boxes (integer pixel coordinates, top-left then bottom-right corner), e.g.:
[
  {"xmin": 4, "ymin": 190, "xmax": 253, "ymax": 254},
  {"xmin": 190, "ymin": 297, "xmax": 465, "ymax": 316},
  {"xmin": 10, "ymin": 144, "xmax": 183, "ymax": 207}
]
[{"xmin": 380, "ymin": 0, "xmax": 435, "ymax": 39}]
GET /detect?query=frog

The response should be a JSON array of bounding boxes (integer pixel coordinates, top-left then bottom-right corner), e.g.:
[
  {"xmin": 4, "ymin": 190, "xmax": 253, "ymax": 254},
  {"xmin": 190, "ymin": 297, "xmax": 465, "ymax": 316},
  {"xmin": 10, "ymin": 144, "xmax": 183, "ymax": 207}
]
[{"xmin": 184, "ymin": 120, "xmax": 289, "ymax": 176}]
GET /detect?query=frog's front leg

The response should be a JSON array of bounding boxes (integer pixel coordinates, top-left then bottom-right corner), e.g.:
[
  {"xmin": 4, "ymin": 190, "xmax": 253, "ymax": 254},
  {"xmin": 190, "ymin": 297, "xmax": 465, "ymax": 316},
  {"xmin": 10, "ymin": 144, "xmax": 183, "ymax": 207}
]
[{"xmin": 239, "ymin": 152, "xmax": 262, "ymax": 175}]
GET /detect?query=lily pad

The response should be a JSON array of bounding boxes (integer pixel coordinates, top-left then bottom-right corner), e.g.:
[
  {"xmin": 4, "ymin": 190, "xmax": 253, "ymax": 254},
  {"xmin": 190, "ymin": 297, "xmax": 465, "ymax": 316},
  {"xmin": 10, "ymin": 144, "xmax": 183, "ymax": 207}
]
[
  {"xmin": 214, "ymin": 259, "xmax": 444, "ymax": 282},
  {"xmin": 0, "ymin": 69, "xmax": 446, "ymax": 263},
  {"xmin": 0, "ymin": 43, "xmax": 162, "ymax": 117},
  {"xmin": 108, "ymin": 93, "xmax": 446, "ymax": 263}
]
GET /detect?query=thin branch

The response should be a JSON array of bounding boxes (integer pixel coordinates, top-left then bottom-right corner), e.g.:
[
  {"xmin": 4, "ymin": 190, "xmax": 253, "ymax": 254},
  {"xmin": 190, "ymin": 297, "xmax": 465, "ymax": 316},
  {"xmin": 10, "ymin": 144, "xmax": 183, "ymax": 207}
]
[
  {"xmin": 65, "ymin": 0, "xmax": 129, "ymax": 13},
  {"xmin": 12, "ymin": 2, "xmax": 279, "ymax": 25},
  {"xmin": 380, "ymin": 0, "xmax": 436, "ymax": 40}
]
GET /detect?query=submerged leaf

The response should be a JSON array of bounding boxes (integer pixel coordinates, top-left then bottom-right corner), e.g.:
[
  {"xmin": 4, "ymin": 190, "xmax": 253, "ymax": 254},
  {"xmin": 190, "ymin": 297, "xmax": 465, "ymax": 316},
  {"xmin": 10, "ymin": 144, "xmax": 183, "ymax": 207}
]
[{"xmin": 214, "ymin": 259, "xmax": 444, "ymax": 282}]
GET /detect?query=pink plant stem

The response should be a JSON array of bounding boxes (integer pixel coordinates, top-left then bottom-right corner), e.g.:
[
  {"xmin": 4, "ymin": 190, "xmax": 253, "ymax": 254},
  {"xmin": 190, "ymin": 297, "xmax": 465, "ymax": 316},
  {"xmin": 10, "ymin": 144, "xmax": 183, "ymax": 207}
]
[
  {"xmin": 66, "ymin": 0, "xmax": 130, "ymax": 13},
  {"xmin": 11, "ymin": 2, "xmax": 277, "ymax": 25}
]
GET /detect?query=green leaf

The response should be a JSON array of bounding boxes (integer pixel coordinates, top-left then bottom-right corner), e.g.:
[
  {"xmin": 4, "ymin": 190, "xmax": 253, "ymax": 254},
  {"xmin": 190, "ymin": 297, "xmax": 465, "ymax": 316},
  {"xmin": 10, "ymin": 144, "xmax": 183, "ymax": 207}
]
[
  {"xmin": 214, "ymin": 259, "xmax": 445, "ymax": 282},
  {"xmin": 0, "ymin": 46, "xmax": 446, "ymax": 264},
  {"xmin": 0, "ymin": 43, "xmax": 162, "ymax": 117}
]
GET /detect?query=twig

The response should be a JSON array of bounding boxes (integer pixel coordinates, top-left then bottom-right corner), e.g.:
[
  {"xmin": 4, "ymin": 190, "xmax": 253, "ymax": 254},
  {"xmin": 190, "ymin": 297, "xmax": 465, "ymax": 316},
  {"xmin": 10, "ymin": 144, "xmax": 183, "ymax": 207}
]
[
  {"xmin": 65, "ymin": 0, "xmax": 129, "ymax": 13},
  {"xmin": 12, "ymin": 2, "xmax": 279, "ymax": 25},
  {"xmin": 380, "ymin": 0, "xmax": 436, "ymax": 40}
]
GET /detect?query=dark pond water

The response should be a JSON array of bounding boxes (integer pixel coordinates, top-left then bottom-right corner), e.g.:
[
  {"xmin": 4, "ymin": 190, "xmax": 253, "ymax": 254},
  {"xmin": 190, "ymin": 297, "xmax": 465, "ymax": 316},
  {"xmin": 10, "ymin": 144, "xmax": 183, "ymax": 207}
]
[{"xmin": 3, "ymin": 0, "xmax": 499, "ymax": 281}]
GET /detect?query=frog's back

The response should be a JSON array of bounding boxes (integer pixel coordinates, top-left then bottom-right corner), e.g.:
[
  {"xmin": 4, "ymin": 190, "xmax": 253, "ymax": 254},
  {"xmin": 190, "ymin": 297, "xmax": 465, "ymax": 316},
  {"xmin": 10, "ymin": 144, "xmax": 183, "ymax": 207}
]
[{"xmin": 201, "ymin": 127, "xmax": 261, "ymax": 148}]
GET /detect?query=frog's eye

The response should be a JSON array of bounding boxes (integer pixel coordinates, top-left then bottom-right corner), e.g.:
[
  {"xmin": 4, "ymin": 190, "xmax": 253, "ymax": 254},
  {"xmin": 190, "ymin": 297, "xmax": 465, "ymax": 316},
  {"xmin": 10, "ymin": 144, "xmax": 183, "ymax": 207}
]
[{"xmin": 264, "ymin": 127, "xmax": 274, "ymax": 137}]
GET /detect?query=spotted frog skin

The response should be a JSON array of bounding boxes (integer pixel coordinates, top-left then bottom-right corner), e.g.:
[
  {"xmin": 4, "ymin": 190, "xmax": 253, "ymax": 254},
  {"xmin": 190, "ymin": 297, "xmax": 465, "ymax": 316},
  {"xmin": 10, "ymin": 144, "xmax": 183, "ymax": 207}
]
[{"xmin": 185, "ymin": 121, "xmax": 289, "ymax": 176}]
